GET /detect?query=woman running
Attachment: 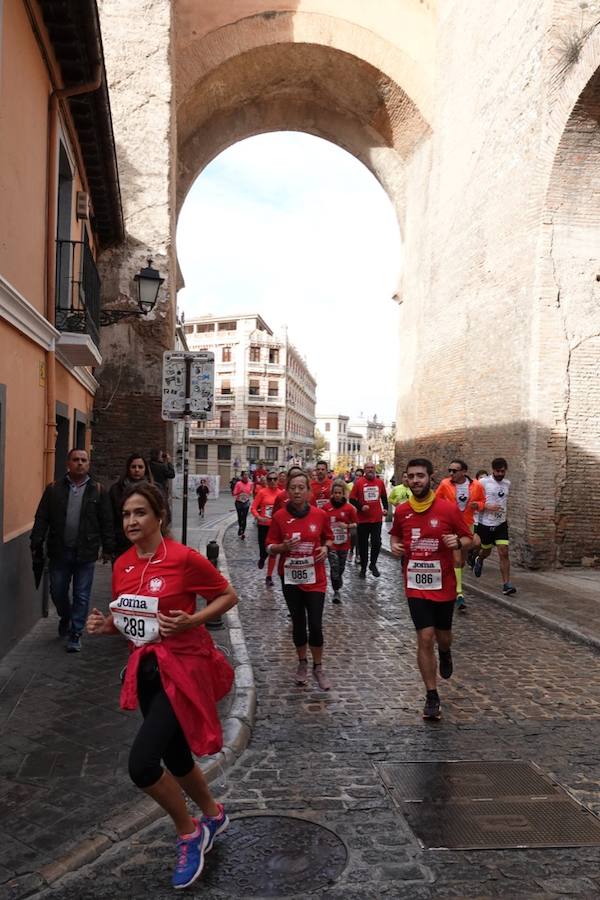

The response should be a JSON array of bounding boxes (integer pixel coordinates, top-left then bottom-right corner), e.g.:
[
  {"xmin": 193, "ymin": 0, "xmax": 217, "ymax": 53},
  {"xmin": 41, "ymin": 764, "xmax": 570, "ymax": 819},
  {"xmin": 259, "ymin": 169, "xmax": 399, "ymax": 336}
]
[
  {"xmin": 196, "ymin": 479, "xmax": 210, "ymax": 518},
  {"xmin": 86, "ymin": 483, "xmax": 237, "ymax": 890},
  {"xmin": 266, "ymin": 470, "xmax": 333, "ymax": 690},
  {"xmin": 109, "ymin": 453, "xmax": 154, "ymax": 558},
  {"xmin": 232, "ymin": 471, "xmax": 252, "ymax": 539},
  {"xmin": 250, "ymin": 470, "xmax": 282, "ymax": 586}
]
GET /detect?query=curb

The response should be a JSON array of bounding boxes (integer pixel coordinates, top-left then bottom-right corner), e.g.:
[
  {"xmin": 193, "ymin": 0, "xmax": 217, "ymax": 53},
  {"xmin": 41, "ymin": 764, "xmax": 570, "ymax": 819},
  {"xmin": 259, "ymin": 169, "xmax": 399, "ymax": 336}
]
[
  {"xmin": 8, "ymin": 512, "xmax": 254, "ymax": 900},
  {"xmin": 380, "ymin": 545, "xmax": 600, "ymax": 655}
]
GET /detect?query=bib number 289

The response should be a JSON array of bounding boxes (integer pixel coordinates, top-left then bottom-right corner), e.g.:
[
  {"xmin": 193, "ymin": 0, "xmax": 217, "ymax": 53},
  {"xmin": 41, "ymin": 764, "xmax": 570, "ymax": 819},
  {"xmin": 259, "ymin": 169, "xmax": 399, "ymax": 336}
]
[{"xmin": 122, "ymin": 616, "xmax": 145, "ymax": 639}]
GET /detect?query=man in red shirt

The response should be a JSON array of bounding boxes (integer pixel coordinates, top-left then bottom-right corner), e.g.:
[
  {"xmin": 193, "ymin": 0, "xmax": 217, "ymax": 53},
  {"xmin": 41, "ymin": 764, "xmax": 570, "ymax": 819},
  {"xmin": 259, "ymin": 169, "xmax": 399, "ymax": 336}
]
[
  {"xmin": 390, "ymin": 457, "xmax": 473, "ymax": 721},
  {"xmin": 322, "ymin": 481, "xmax": 358, "ymax": 603},
  {"xmin": 310, "ymin": 460, "xmax": 332, "ymax": 509},
  {"xmin": 350, "ymin": 462, "xmax": 388, "ymax": 578}
]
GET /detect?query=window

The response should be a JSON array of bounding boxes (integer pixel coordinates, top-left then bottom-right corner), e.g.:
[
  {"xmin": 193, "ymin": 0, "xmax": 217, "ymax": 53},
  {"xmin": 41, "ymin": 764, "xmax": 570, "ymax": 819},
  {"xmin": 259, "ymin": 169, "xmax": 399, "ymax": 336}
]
[
  {"xmin": 265, "ymin": 447, "xmax": 278, "ymax": 462},
  {"xmin": 249, "ymin": 345, "xmax": 261, "ymax": 362},
  {"xmin": 184, "ymin": 324, "xmax": 194, "ymax": 334},
  {"xmin": 248, "ymin": 410, "xmax": 260, "ymax": 429},
  {"xmin": 198, "ymin": 323, "xmax": 214, "ymax": 332},
  {"xmin": 247, "ymin": 445, "xmax": 259, "ymax": 462},
  {"xmin": 220, "ymin": 410, "xmax": 230, "ymax": 428},
  {"xmin": 220, "ymin": 379, "xmax": 231, "ymax": 395},
  {"xmin": 217, "ymin": 444, "xmax": 232, "ymax": 461},
  {"xmin": 218, "ymin": 321, "xmax": 236, "ymax": 331},
  {"xmin": 268, "ymin": 380, "xmax": 278, "ymax": 397},
  {"xmin": 269, "ymin": 348, "xmax": 279, "ymax": 364},
  {"xmin": 248, "ymin": 378, "xmax": 260, "ymax": 397},
  {"xmin": 195, "ymin": 443, "xmax": 208, "ymax": 460},
  {"xmin": 56, "ymin": 143, "xmax": 74, "ymax": 311},
  {"xmin": 267, "ymin": 412, "xmax": 278, "ymax": 431},
  {"xmin": 325, "ymin": 422, "xmax": 331, "ymax": 432},
  {"xmin": 222, "ymin": 346, "xmax": 231, "ymax": 362}
]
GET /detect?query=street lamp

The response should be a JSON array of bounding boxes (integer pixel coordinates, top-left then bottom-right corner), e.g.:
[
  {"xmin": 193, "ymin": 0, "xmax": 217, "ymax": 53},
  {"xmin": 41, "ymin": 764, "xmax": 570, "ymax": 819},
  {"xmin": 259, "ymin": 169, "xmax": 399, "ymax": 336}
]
[{"xmin": 100, "ymin": 258, "xmax": 164, "ymax": 326}]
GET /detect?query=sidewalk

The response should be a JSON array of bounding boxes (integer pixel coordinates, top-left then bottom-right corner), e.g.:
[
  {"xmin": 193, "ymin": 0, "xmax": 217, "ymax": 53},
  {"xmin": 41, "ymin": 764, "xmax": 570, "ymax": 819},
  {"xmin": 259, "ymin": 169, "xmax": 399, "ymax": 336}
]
[{"xmin": 0, "ymin": 491, "xmax": 252, "ymax": 900}]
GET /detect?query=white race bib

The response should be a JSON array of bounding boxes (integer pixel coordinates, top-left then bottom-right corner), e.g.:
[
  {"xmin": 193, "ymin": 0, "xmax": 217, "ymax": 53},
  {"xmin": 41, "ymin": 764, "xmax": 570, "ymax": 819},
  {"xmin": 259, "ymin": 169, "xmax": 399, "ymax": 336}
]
[
  {"xmin": 284, "ymin": 555, "xmax": 316, "ymax": 585},
  {"xmin": 265, "ymin": 505, "xmax": 273, "ymax": 519},
  {"xmin": 406, "ymin": 559, "xmax": 442, "ymax": 591},
  {"xmin": 110, "ymin": 593, "xmax": 161, "ymax": 647},
  {"xmin": 332, "ymin": 524, "xmax": 347, "ymax": 545},
  {"xmin": 363, "ymin": 485, "xmax": 379, "ymax": 502},
  {"xmin": 316, "ymin": 498, "xmax": 328, "ymax": 508}
]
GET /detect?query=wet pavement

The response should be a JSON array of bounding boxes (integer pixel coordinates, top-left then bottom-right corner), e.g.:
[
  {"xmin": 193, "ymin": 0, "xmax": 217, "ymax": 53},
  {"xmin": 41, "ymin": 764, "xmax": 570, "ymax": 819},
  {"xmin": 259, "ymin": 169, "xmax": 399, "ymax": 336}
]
[{"xmin": 29, "ymin": 523, "xmax": 600, "ymax": 899}]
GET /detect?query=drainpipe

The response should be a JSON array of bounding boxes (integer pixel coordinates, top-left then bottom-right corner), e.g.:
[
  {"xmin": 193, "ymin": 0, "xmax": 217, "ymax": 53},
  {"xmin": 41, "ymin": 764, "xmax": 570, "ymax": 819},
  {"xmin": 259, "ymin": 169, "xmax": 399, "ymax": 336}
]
[{"xmin": 44, "ymin": 66, "xmax": 102, "ymax": 485}]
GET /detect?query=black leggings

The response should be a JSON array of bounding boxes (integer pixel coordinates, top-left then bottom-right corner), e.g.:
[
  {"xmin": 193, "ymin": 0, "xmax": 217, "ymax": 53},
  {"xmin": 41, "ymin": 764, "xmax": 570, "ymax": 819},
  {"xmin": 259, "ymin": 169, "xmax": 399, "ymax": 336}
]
[
  {"xmin": 357, "ymin": 522, "xmax": 382, "ymax": 569},
  {"xmin": 281, "ymin": 582, "xmax": 325, "ymax": 647},
  {"xmin": 257, "ymin": 523, "xmax": 269, "ymax": 563},
  {"xmin": 235, "ymin": 500, "xmax": 249, "ymax": 534},
  {"xmin": 128, "ymin": 656, "xmax": 194, "ymax": 789}
]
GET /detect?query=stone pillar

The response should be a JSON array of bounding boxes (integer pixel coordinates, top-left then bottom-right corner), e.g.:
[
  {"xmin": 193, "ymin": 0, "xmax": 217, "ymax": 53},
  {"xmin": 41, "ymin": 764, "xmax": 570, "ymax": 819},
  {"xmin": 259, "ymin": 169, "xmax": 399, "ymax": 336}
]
[{"xmin": 93, "ymin": 0, "xmax": 176, "ymax": 482}]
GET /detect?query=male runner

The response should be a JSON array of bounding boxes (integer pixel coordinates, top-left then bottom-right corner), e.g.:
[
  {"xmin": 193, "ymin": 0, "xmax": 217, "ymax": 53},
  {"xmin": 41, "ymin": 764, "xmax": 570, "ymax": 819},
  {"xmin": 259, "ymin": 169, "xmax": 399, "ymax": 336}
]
[
  {"xmin": 310, "ymin": 460, "xmax": 332, "ymax": 508},
  {"xmin": 390, "ymin": 458, "xmax": 473, "ymax": 720},
  {"xmin": 350, "ymin": 462, "xmax": 388, "ymax": 577},
  {"xmin": 435, "ymin": 459, "xmax": 484, "ymax": 612},
  {"xmin": 472, "ymin": 457, "xmax": 516, "ymax": 595}
]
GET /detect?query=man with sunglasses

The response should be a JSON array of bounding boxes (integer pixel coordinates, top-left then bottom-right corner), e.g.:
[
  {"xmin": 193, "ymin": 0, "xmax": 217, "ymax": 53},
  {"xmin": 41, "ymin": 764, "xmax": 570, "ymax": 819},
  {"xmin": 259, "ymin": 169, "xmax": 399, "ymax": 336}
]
[
  {"xmin": 435, "ymin": 460, "xmax": 484, "ymax": 612},
  {"xmin": 472, "ymin": 457, "xmax": 516, "ymax": 595}
]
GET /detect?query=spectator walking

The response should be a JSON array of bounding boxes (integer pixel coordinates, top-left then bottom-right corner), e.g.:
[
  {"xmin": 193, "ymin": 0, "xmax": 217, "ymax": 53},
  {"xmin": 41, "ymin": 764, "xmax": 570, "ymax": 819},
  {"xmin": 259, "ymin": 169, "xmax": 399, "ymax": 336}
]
[
  {"xmin": 30, "ymin": 448, "xmax": 114, "ymax": 653},
  {"xmin": 149, "ymin": 449, "xmax": 175, "ymax": 499}
]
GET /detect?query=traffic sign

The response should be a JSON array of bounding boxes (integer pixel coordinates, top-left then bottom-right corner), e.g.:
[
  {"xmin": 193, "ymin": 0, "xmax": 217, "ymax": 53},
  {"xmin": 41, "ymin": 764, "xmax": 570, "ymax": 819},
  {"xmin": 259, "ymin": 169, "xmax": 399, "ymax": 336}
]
[{"xmin": 161, "ymin": 351, "xmax": 214, "ymax": 421}]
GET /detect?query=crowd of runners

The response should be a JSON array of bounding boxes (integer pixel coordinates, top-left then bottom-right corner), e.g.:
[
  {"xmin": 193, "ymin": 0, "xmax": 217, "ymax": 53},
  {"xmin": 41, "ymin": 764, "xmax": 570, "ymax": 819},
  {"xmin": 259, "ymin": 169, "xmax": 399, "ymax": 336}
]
[{"xmin": 39, "ymin": 450, "xmax": 515, "ymax": 890}]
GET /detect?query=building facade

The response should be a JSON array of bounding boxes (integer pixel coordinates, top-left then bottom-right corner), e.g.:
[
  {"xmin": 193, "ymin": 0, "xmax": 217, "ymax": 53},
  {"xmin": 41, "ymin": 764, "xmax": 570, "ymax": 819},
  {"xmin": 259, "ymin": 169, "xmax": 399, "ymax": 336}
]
[
  {"xmin": 315, "ymin": 414, "xmax": 363, "ymax": 471},
  {"xmin": 0, "ymin": 0, "xmax": 123, "ymax": 655},
  {"xmin": 184, "ymin": 314, "xmax": 316, "ymax": 482}
]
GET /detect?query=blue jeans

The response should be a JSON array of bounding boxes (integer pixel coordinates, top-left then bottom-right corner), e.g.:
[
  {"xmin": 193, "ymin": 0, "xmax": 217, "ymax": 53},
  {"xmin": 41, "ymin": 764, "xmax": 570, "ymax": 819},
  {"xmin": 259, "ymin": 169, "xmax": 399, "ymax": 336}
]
[{"xmin": 49, "ymin": 549, "xmax": 96, "ymax": 637}]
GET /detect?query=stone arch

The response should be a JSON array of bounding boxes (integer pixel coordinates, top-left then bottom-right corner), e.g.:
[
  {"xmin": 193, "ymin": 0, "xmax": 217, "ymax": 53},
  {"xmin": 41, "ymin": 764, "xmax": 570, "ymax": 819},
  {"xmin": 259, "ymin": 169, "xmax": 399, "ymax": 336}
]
[
  {"xmin": 175, "ymin": 8, "xmax": 432, "ymax": 226},
  {"xmin": 529, "ymin": 58, "xmax": 600, "ymax": 565}
]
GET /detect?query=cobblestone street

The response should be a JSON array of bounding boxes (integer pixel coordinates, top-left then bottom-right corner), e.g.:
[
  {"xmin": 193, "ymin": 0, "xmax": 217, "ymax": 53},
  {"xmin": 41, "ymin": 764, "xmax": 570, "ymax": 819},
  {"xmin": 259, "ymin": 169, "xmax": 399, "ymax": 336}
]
[{"xmin": 36, "ymin": 524, "xmax": 600, "ymax": 899}]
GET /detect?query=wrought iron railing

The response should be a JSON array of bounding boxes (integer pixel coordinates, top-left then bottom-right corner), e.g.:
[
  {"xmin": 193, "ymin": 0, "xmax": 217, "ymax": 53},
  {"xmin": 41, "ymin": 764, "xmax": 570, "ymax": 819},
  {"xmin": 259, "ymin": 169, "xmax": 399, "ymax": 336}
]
[{"xmin": 55, "ymin": 240, "xmax": 101, "ymax": 350}]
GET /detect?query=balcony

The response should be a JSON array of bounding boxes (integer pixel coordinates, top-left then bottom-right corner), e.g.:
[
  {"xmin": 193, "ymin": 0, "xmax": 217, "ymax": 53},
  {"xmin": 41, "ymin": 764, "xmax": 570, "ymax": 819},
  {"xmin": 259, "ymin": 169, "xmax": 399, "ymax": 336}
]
[
  {"xmin": 55, "ymin": 240, "xmax": 102, "ymax": 366},
  {"xmin": 244, "ymin": 428, "xmax": 284, "ymax": 441},
  {"xmin": 192, "ymin": 428, "xmax": 233, "ymax": 439},
  {"xmin": 215, "ymin": 392, "xmax": 234, "ymax": 404},
  {"xmin": 266, "ymin": 394, "xmax": 283, "ymax": 405}
]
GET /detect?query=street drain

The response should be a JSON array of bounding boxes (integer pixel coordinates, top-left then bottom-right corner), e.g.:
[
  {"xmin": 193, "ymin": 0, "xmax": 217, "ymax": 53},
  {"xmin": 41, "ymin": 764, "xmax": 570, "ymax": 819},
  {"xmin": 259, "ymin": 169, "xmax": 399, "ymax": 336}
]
[
  {"xmin": 377, "ymin": 761, "xmax": 600, "ymax": 850},
  {"xmin": 202, "ymin": 815, "xmax": 347, "ymax": 896}
]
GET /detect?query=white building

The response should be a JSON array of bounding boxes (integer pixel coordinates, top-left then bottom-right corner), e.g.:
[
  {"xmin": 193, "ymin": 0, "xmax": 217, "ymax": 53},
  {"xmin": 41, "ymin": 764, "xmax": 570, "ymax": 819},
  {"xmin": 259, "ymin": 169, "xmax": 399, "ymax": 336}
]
[
  {"xmin": 183, "ymin": 313, "xmax": 316, "ymax": 482},
  {"xmin": 316, "ymin": 413, "xmax": 363, "ymax": 471},
  {"xmin": 349, "ymin": 414, "xmax": 396, "ymax": 478}
]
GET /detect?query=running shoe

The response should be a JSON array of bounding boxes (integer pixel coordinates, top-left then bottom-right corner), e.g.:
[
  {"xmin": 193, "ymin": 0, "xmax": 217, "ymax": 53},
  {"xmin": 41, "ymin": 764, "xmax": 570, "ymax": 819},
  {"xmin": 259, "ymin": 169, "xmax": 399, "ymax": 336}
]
[
  {"xmin": 313, "ymin": 665, "xmax": 331, "ymax": 691},
  {"xmin": 456, "ymin": 594, "xmax": 467, "ymax": 613},
  {"xmin": 473, "ymin": 557, "xmax": 483, "ymax": 578},
  {"xmin": 295, "ymin": 659, "xmax": 308, "ymax": 685},
  {"xmin": 258, "ymin": 558, "xmax": 265, "ymax": 570},
  {"xmin": 369, "ymin": 564, "xmax": 381, "ymax": 578},
  {"xmin": 240, "ymin": 533, "xmax": 245, "ymax": 540},
  {"xmin": 502, "ymin": 582, "xmax": 517, "ymax": 595},
  {"xmin": 422, "ymin": 691, "xmax": 441, "ymax": 720},
  {"xmin": 201, "ymin": 803, "xmax": 229, "ymax": 853},
  {"xmin": 438, "ymin": 649, "xmax": 453, "ymax": 679},
  {"xmin": 172, "ymin": 821, "xmax": 210, "ymax": 890},
  {"xmin": 58, "ymin": 617, "xmax": 70, "ymax": 637},
  {"xmin": 358, "ymin": 569, "xmax": 367, "ymax": 579},
  {"xmin": 332, "ymin": 591, "xmax": 341, "ymax": 604},
  {"xmin": 66, "ymin": 635, "xmax": 81, "ymax": 653},
  {"xmin": 265, "ymin": 576, "xmax": 274, "ymax": 587}
]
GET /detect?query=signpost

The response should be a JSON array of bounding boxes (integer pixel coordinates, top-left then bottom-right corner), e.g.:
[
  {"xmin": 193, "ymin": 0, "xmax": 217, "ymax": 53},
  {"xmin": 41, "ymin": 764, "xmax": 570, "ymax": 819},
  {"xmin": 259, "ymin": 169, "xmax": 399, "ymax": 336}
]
[{"xmin": 162, "ymin": 350, "xmax": 214, "ymax": 545}]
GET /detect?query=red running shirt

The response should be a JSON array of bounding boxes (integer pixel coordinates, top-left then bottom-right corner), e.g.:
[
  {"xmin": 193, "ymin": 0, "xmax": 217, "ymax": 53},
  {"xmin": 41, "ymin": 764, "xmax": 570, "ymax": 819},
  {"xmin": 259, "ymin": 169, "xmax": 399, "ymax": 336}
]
[
  {"xmin": 251, "ymin": 486, "xmax": 282, "ymax": 522},
  {"xmin": 310, "ymin": 478, "xmax": 332, "ymax": 508},
  {"xmin": 350, "ymin": 476, "xmax": 387, "ymax": 523},
  {"xmin": 321, "ymin": 500, "xmax": 358, "ymax": 551},
  {"xmin": 112, "ymin": 539, "xmax": 234, "ymax": 755},
  {"xmin": 390, "ymin": 497, "xmax": 472, "ymax": 601},
  {"xmin": 266, "ymin": 505, "xmax": 333, "ymax": 592}
]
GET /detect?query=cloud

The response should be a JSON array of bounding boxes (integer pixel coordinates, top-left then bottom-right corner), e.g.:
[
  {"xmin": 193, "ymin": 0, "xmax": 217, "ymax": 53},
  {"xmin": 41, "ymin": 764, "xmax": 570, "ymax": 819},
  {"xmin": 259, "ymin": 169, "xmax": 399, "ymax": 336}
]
[{"xmin": 177, "ymin": 133, "xmax": 401, "ymax": 421}]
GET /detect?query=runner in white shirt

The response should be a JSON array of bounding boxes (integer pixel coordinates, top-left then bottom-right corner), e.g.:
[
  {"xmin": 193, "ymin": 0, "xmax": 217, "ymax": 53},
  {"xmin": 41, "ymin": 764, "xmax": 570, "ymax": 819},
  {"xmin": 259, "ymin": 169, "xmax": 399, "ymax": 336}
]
[{"xmin": 472, "ymin": 457, "xmax": 516, "ymax": 595}]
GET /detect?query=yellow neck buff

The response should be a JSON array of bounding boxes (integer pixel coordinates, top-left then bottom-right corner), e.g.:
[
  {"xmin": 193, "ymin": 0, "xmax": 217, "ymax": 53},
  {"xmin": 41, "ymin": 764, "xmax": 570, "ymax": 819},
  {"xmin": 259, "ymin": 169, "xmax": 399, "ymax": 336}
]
[{"xmin": 408, "ymin": 490, "xmax": 436, "ymax": 513}]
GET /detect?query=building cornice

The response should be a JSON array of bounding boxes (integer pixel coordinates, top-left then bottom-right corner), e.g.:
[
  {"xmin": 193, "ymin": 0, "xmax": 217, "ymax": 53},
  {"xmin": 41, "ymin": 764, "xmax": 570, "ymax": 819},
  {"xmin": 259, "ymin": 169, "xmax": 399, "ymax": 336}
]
[
  {"xmin": 55, "ymin": 349, "xmax": 100, "ymax": 395},
  {"xmin": 0, "ymin": 274, "xmax": 59, "ymax": 350}
]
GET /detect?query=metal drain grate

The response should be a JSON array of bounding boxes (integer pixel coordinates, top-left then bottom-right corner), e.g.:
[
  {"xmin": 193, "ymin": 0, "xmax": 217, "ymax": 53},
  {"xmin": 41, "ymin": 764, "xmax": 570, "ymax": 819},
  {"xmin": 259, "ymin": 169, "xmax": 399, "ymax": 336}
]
[
  {"xmin": 376, "ymin": 761, "xmax": 600, "ymax": 850},
  {"xmin": 402, "ymin": 798, "xmax": 600, "ymax": 850},
  {"xmin": 377, "ymin": 761, "xmax": 560, "ymax": 802}
]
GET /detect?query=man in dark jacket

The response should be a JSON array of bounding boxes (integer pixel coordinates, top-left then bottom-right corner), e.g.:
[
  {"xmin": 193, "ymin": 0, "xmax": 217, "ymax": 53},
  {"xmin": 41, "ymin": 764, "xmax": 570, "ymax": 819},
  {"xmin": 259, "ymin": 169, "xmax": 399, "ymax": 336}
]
[
  {"xmin": 149, "ymin": 449, "xmax": 175, "ymax": 498},
  {"xmin": 30, "ymin": 449, "xmax": 114, "ymax": 653}
]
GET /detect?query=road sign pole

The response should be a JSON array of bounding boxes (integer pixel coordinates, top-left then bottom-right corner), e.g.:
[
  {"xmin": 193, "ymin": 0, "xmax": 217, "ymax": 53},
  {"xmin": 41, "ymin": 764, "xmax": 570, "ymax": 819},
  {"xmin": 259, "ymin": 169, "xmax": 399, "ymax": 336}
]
[{"xmin": 181, "ymin": 358, "xmax": 192, "ymax": 546}]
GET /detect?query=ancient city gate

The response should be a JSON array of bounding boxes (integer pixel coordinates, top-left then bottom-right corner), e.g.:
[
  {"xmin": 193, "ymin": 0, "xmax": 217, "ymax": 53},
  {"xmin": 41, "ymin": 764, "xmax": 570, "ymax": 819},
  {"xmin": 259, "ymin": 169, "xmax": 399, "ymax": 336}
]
[{"xmin": 94, "ymin": 1, "xmax": 600, "ymax": 568}]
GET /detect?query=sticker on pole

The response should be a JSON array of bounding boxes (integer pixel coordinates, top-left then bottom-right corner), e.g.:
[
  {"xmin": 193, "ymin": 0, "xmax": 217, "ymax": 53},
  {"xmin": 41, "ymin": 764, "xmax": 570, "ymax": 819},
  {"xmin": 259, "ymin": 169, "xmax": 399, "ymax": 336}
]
[{"xmin": 161, "ymin": 351, "xmax": 215, "ymax": 421}]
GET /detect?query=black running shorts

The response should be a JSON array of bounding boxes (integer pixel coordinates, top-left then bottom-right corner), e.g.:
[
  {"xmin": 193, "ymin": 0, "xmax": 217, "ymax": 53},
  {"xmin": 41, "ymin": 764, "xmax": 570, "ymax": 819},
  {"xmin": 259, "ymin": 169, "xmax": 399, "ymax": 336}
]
[
  {"xmin": 408, "ymin": 598, "xmax": 455, "ymax": 632},
  {"xmin": 477, "ymin": 521, "xmax": 509, "ymax": 547}
]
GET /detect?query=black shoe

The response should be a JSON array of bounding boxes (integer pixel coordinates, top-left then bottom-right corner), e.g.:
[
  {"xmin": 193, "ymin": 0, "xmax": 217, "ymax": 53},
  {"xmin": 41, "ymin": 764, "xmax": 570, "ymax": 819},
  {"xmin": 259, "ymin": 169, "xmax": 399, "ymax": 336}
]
[
  {"xmin": 265, "ymin": 576, "xmax": 273, "ymax": 587},
  {"xmin": 438, "ymin": 649, "xmax": 453, "ymax": 679},
  {"xmin": 359, "ymin": 569, "xmax": 367, "ymax": 579},
  {"xmin": 423, "ymin": 691, "xmax": 441, "ymax": 720},
  {"xmin": 258, "ymin": 559, "xmax": 265, "ymax": 570},
  {"xmin": 58, "ymin": 617, "xmax": 70, "ymax": 638},
  {"xmin": 332, "ymin": 591, "xmax": 341, "ymax": 604},
  {"xmin": 369, "ymin": 565, "xmax": 380, "ymax": 578}
]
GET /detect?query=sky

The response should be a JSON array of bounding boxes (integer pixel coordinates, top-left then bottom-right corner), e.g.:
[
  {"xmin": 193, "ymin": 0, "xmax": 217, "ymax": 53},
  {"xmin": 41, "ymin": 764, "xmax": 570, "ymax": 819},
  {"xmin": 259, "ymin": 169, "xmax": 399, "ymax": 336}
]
[{"xmin": 176, "ymin": 132, "xmax": 401, "ymax": 422}]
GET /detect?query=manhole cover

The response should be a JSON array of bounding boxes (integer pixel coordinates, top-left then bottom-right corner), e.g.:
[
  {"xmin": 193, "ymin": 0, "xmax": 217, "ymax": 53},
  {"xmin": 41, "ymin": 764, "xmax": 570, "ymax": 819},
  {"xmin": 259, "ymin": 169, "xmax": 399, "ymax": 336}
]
[
  {"xmin": 202, "ymin": 815, "xmax": 347, "ymax": 896},
  {"xmin": 403, "ymin": 798, "xmax": 600, "ymax": 849},
  {"xmin": 377, "ymin": 761, "xmax": 560, "ymax": 802}
]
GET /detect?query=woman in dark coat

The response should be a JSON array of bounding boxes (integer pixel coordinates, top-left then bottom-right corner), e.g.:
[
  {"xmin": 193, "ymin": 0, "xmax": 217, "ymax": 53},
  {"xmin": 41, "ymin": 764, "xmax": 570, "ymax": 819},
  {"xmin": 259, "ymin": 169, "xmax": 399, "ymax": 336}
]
[{"xmin": 109, "ymin": 453, "xmax": 154, "ymax": 557}]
